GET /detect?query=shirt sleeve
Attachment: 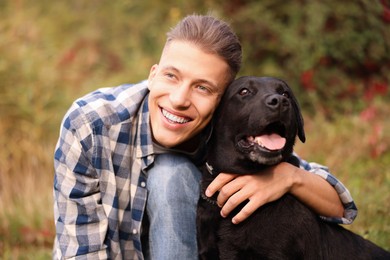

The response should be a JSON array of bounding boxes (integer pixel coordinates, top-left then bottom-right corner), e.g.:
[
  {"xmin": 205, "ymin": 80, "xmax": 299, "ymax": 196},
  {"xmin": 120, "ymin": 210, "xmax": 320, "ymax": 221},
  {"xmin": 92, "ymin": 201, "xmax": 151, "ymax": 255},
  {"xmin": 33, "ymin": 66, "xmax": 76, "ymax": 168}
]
[
  {"xmin": 53, "ymin": 108, "xmax": 109, "ymax": 259},
  {"xmin": 296, "ymin": 154, "xmax": 358, "ymax": 224}
]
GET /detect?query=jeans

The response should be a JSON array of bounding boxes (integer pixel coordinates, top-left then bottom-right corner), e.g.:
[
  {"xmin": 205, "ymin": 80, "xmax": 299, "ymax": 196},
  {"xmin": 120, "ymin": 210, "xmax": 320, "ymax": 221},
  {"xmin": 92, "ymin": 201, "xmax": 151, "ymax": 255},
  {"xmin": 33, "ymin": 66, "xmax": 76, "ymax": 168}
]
[{"xmin": 145, "ymin": 153, "xmax": 202, "ymax": 260}]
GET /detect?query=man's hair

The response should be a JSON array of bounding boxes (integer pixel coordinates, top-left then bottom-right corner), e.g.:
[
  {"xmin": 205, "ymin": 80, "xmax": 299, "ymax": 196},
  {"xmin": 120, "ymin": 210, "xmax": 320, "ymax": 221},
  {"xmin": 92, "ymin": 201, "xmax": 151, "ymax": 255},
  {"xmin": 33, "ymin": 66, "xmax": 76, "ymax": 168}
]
[{"xmin": 166, "ymin": 14, "xmax": 242, "ymax": 83}]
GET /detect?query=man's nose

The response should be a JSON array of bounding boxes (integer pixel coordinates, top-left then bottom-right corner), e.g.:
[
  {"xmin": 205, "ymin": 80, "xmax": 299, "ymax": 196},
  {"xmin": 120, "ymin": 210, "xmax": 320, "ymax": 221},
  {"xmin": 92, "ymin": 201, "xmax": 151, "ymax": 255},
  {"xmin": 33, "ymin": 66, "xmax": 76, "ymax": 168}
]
[{"xmin": 169, "ymin": 83, "xmax": 191, "ymax": 109}]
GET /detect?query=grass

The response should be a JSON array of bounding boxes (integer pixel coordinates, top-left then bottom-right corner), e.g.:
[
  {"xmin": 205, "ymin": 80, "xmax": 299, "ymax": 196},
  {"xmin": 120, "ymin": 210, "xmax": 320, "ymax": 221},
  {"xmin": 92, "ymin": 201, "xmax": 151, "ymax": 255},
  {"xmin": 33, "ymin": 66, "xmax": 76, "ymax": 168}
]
[
  {"xmin": 0, "ymin": 1, "xmax": 388, "ymax": 258},
  {"xmin": 295, "ymin": 105, "xmax": 390, "ymax": 248}
]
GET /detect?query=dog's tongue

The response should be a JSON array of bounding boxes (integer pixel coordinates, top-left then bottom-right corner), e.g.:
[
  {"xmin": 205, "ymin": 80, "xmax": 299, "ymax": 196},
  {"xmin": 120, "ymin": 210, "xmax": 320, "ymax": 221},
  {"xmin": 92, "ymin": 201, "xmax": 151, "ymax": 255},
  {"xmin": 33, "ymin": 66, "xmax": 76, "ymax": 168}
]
[{"xmin": 254, "ymin": 134, "xmax": 286, "ymax": 150}]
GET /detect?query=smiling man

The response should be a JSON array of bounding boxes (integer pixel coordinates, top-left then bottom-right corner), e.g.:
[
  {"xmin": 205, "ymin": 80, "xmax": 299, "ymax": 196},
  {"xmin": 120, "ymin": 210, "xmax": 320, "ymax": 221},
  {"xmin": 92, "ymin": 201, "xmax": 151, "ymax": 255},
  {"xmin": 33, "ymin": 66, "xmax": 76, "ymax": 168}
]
[
  {"xmin": 148, "ymin": 40, "xmax": 229, "ymax": 148},
  {"xmin": 53, "ymin": 14, "xmax": 357, "ymax": 260}
]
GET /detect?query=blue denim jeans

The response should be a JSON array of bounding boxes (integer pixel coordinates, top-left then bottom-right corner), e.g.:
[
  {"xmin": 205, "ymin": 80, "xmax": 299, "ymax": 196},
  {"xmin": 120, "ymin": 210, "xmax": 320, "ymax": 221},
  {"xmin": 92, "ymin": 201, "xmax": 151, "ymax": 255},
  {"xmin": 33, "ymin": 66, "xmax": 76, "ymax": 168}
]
[{"xmin": 145, "ymin": 153, "xmax": 201, "ymax": 260}]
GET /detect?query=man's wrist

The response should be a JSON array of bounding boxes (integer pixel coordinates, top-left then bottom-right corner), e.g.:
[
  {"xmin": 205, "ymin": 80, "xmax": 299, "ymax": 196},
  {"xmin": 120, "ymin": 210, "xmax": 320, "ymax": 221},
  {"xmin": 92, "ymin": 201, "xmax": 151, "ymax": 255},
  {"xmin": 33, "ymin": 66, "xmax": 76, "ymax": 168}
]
[{"xmin": 285, "ymin": 163, "xmax": 304, "ymax": 195}]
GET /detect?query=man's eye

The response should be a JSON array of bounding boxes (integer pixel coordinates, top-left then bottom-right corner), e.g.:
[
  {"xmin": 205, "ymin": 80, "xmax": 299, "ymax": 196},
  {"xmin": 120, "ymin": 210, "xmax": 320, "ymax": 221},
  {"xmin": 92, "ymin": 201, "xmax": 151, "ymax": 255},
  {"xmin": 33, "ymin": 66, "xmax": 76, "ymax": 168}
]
[
  {"xmin": 197, "ymin": 85, "xmax": 210, "ymax": 93},
  {"xmin": 166, "ymin": 73, "xmax": 175, "ymax": 78}
]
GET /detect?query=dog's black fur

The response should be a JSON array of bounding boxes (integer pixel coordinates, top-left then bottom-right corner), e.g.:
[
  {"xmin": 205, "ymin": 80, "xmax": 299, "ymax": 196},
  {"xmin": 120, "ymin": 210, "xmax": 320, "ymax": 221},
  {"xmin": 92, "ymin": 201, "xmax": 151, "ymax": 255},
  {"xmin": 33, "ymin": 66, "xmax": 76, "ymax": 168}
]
[{"xmin": 197, "ymin": 76, "xmax": 390, "ymax": 259}]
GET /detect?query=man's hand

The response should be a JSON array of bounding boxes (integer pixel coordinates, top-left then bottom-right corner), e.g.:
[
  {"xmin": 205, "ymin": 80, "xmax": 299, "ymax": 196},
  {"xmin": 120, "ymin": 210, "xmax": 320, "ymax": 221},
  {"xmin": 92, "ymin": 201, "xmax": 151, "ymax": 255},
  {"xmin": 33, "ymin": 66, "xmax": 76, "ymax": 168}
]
[
  {"xmin": 205, "ymin": 162, "xmax": 296, "ymax": 224},
  {"xmin": 205, "ymin": 161, "xmax": 344, "ymax": 224}
]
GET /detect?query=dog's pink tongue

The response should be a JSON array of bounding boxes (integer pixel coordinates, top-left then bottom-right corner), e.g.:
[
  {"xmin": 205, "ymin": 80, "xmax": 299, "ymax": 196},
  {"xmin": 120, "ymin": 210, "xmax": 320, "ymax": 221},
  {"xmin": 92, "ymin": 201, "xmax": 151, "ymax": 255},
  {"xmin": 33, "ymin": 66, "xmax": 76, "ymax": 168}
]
[{"xmin": 255, "ymin": 134, "xmax": 286, "ymax": 150}]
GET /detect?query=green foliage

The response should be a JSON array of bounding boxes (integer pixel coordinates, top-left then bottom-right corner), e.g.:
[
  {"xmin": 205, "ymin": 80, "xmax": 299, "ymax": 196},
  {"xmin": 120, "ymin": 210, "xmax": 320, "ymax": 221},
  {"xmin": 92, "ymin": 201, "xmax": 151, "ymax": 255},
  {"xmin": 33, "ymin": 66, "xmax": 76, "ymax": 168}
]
[{"xmin": 217, "ymin": 0, "xmax": 390, "ymax": 116}]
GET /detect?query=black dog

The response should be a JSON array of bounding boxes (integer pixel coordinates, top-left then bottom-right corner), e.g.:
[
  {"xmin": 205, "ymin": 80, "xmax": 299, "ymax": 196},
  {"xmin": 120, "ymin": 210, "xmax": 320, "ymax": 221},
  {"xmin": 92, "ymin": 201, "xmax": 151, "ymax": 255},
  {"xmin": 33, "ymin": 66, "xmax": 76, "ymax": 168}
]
[{"xmin": 197, "ymin": 76, "xmax": 390, "ymax": 259}]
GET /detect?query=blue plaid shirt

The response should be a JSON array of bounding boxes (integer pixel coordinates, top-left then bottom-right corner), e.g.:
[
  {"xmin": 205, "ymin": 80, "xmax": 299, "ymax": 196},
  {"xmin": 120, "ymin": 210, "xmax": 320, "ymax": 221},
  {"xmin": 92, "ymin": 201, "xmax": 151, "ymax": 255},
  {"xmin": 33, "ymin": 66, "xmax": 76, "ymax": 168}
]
[{"xmin": 53, "ymin": 81, "xmax": 357, "ymax": 259}]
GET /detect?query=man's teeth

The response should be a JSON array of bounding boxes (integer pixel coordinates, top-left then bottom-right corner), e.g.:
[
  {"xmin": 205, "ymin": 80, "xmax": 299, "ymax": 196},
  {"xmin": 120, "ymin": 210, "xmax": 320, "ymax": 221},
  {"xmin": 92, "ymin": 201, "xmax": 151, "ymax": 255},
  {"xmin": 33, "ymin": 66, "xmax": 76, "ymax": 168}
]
[{"xmin": 162, "ymin": 109, "xmax": 190, "ymax": 124}]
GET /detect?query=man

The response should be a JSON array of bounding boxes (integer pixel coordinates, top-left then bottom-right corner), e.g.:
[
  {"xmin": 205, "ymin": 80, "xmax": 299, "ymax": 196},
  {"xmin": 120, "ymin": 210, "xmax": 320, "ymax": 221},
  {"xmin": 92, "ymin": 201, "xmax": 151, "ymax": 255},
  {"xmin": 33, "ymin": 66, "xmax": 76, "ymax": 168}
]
[{"xmin": 53, "ymin": 14, "xmax": 357, "ymax": 259}]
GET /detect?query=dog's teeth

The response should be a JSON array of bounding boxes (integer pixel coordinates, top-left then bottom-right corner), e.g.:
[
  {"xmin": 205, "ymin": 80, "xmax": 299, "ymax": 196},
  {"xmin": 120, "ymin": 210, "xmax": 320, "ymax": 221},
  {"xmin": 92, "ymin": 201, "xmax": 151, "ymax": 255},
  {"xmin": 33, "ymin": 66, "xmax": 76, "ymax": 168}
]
[
  {"xmin": 247, "ymin": 136, "xmax": 266, "ymax": 147},
  {"xmin": 254, "ymin": 136, "xmax": 263, "ymax": 146}
]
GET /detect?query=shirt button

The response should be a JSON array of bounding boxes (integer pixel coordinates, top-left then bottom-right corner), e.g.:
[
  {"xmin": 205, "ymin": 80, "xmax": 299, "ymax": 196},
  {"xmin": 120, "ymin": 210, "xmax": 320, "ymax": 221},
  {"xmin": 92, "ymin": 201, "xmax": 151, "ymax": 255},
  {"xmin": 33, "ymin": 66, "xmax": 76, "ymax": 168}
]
[
  {"xmin": 140, "ymin": 181, "xmax": 146, "ymax": 188},
  {"xmin": 132, "ymin": 229, "xmax": 138, "ymax": 235}
]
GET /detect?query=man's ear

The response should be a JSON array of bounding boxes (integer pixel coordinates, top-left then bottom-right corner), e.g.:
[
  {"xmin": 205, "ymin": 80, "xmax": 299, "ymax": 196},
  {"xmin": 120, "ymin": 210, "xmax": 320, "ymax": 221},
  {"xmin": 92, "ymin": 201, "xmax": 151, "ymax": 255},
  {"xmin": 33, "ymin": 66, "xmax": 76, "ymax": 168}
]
[{"xmin": 147, "ymin": 64, "xmax": 158, "ymax": 90}]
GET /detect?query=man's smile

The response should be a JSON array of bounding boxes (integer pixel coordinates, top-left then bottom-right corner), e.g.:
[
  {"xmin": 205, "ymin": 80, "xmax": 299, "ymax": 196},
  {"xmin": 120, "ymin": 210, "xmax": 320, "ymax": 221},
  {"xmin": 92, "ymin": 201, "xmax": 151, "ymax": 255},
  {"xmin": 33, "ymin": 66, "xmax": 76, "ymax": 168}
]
[{"xmin": 161, "ymin": 107, "xmax": 191, "ymax": 124}]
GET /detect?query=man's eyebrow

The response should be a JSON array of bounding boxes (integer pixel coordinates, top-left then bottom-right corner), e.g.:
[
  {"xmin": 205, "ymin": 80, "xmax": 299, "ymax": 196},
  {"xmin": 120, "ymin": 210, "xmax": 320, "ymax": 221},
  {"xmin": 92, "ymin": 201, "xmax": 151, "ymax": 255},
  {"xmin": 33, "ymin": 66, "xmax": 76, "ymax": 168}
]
[{"xmin": 161, "ymin": 65, "xmax": 180, "ymax": 73}]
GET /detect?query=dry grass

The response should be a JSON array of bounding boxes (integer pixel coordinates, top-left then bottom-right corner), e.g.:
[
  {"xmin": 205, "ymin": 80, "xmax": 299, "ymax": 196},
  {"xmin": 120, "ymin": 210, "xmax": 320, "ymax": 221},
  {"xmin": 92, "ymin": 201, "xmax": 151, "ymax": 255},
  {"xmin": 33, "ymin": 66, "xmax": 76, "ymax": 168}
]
[
  {"xmin": 0, "ymin": 124, "xmax": 55, "ymax": 256},
  {"xmin": 295, "ymin": 105, "xmax": 390, "ymax": 248}
]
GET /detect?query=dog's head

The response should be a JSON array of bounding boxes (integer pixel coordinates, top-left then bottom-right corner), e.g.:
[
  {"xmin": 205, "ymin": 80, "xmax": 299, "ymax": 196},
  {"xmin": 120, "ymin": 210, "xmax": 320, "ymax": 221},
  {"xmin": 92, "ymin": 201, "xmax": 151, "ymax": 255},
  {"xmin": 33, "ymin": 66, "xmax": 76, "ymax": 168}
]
[{"xmin": 206, "ymin": 76, "xmax": 305, "ymax": 174}]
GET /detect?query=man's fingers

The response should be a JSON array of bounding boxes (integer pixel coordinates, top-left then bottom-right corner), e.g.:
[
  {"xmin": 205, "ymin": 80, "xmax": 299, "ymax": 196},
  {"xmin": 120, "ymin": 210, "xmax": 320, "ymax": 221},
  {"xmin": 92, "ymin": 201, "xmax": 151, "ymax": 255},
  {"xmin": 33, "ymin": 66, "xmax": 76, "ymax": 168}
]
[
  {"xmin": 216, "ymin": 176, "xmax": 247, "ymax": 207},
  {"xmin": 206, "ymin": 173, "xmax": 237, "ymax": 197},
  {"xmin": 219, "ymin": 190, "xmax": 247, "ymax": 217},
  {"xmin": 231, "ymin": 186, "xmax": 286, "ymax": 224},
  {"xmin": 231, "ymin": 198, "xmax": 265, "ymax": 224}
]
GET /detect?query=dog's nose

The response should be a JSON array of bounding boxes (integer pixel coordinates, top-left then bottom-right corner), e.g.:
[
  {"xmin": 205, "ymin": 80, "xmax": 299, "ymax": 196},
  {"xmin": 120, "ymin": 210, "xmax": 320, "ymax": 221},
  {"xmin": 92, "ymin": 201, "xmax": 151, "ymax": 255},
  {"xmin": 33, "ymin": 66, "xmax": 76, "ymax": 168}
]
[{"xmin": 266, "ymin": 94, "xmax": 289, "ymax": 111}]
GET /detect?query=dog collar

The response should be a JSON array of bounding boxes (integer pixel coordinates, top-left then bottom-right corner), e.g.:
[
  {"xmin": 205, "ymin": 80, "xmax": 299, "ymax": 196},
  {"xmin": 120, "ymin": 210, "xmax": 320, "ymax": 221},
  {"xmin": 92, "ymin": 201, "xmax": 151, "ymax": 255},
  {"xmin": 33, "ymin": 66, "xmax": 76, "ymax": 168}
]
[
  {"xmin": 202, "ymin": 162, "xmax": 219, "ymax": 205},
  {"xmin": 200, "ymin": 189, "xmax": 218, "ymax": 205},
  {"xmin": 205, "ymin": 162, "xmax": 216, "ymax": 176}
]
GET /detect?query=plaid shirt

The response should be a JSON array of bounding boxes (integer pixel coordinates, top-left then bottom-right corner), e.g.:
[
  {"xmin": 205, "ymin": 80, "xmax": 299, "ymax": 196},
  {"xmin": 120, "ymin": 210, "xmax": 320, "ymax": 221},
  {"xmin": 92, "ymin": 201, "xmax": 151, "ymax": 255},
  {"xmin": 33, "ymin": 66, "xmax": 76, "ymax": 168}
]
[{"xmin": 53, "ymin": 81, "xmax": 357, "ymax": 259}]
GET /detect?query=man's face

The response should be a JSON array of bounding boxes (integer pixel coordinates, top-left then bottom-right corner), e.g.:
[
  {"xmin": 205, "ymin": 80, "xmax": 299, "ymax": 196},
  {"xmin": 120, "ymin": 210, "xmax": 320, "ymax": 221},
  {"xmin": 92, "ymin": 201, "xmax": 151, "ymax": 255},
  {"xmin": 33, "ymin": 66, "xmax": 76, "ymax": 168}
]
[{"xmin": 148, "ymin": 40, "xmax": 230, "ymax": 148}]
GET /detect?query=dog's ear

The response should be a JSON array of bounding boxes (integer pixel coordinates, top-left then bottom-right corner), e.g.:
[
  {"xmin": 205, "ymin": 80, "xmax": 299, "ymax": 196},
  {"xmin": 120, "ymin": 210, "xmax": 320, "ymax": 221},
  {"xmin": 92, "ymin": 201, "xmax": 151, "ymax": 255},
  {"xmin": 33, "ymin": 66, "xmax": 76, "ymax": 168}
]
[
  {"xmin": 279, "ymin": 79, "xmax": 306, "ymax": 143},
  {"xmin": 290, "ymin": 92, "xmax": 306, "ymax": 143},
  {"xmin": 280, "ymin": 79, "xmax": 306, "ymax": 143}
]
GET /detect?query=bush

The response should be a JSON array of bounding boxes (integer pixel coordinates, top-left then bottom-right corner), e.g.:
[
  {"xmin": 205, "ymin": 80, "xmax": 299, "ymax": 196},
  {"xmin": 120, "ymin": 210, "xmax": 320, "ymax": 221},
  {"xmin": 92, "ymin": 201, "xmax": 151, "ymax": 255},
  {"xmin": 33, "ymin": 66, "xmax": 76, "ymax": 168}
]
[{"xmin": 217, "ymin": 0, "xmax": 390, "ymax": 116}]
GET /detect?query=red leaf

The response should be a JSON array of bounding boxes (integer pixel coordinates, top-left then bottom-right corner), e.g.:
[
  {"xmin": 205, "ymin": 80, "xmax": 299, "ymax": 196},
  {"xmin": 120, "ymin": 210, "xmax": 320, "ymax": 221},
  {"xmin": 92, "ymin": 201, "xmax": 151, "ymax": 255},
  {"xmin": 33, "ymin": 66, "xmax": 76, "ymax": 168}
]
[{"xmin": 300, "ymin": 69, "xmax": 316, "ymax": 91}]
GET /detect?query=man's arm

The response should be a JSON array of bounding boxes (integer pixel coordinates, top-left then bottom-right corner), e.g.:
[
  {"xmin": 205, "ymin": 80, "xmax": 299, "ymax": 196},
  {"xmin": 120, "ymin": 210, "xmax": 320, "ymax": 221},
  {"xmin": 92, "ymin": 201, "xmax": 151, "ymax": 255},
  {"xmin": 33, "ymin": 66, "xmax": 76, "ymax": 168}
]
[
  {"xmin": 206, "ymin": 157, "xmax": 357, "ymax": 225},
  {"xmin": 298, "ymin": 158, "xmax": 358, "ymax": 224},
  {"xmin": 53, "ymin": 113, "xmax": 108, "ymax": 259}
]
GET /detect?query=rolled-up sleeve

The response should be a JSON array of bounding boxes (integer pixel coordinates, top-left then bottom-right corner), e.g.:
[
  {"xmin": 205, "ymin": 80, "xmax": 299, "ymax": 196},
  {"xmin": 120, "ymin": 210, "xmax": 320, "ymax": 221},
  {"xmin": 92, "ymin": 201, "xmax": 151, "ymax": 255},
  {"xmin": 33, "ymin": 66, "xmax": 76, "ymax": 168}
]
[{"xmin": 297, "ymin": 155, "xmax": 358, "ymax": 224}]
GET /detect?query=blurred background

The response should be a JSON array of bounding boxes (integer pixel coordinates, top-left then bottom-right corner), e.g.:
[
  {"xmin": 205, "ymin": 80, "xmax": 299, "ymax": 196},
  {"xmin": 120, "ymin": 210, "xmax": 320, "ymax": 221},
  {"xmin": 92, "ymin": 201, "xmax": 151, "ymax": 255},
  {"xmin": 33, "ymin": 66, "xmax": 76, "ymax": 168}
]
[{"xmin": 0, "ymin": 0, "xmax": 389, "ymax": 258}]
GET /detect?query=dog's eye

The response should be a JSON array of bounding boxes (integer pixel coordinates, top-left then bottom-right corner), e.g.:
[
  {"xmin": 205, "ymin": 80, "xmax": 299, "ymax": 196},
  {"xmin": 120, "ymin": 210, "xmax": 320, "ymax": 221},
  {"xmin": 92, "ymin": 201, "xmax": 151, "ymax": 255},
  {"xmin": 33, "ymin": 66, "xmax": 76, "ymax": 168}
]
[
  {"xmin": 282, "ymin": 91, "xmax": 290, "ymax": 98},
  {"xmin": 239, "ymin": 88, "xmax": 250, "ymax": 96}
]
